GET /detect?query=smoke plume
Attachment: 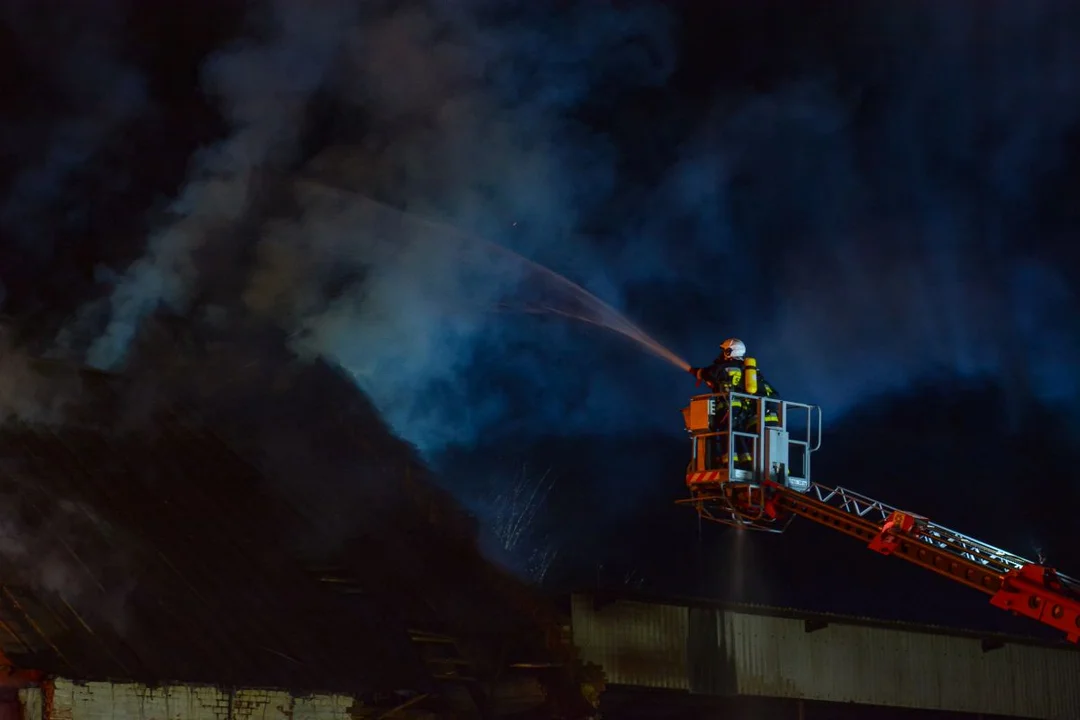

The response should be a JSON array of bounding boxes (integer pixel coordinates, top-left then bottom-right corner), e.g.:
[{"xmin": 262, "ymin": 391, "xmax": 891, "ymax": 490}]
[
  {"xmin": 85, "ymin": 0, "xmax": 360, "ymax": 370},
  {"xmin": 35, "ymin": 1, "xmax": 1080, "ymax": 580},
  {"xmin": 81, "ymin": 0, "xmax": 680, "ymax": 454}
]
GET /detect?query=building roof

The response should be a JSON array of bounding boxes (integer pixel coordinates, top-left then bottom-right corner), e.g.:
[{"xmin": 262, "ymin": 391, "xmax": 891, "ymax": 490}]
[
  {"xmin": 0, "ymin": 323, "xmax": 573, "ymax": 697},
  {"xmin": 122, "ymin": 320, "xmax": 569, "ymax": 648},
  {"xmin": 570, "ymin": 591, "xmax": 1080, "ymax": 720},
  {"xmin": 578, "ymin": 588, "xmax": 1080, "ymax": 651},
  {"xmin": 0, "ymin": 361, "xmax": 431, "ymax": 693}
]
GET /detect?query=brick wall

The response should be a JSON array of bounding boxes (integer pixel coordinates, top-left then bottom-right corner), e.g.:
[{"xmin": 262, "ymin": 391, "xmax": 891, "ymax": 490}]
[{"xmin": 19, "ymin": 679, "xmax": 367, "ymax": 720}]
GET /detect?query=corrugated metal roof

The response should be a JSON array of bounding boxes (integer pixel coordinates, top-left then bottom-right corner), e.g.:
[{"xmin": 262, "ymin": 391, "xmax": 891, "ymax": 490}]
[
  {"xmin": 720, "ymin": 610, "xmax": 1080, "ymax": 718},
  {"xmin": 583, "ymin": 588, "xmax": 1077, "ymax": 650},
  {"xmin": 570, "ymin": 592, "xmax": 1080, "ymax": 720},
  {"xmin": 570, "ymin": 595, "xmax": 689, "ymax": 691}
]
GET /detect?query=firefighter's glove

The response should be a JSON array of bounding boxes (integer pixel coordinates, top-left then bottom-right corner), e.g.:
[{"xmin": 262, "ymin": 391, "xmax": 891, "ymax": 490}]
[{"xmin": 689, "ymin": 367, "xmax": 705, "ymax": 387}]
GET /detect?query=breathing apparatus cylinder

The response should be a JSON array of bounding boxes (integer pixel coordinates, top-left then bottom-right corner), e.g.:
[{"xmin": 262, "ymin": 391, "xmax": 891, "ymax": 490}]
[{"xmin": 743, "ymin": 356, "xmax": 758, "ymax": 395}]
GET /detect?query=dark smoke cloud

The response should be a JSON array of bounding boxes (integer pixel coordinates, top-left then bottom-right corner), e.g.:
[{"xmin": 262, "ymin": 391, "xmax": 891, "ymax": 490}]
[
  {"xmin": 60, "ymin": 0, "xmax": 1080, "ymax": 572},
  {"xmin": 84, "ymin": 0, "xmax": 359, "ymax": 370},
  {"xmin": 79, "ymin": 0, "xmax": 680, "ymax": 453},
  {"xmin": 278, "ymin": 0, "xmax": 1079, "ymax": 451},
  {"xmin": 244, "ymin": 185, "xmax": 534, "ymax": 451},
  {"xmin": 276, "ymin": 0, "xmax": 678, "ymax": 453}
]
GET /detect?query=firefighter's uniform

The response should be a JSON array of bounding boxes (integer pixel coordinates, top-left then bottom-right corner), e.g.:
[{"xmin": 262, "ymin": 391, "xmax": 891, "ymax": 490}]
[{"xmin": 689, "ymin": 338, "xmax": 780, "ymax": 469}]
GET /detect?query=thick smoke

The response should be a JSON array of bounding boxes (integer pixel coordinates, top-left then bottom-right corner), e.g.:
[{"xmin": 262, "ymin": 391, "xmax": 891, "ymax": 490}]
[
  {"xmin": 80, "ymin": 2, "xmax": 1080, "ymax": 461},
  {"xmin": 85, "ymin": 0, "xmax": 360, "ymax": 370},
  {"xmin": 81, "ymin": 0, "xmax": 680, "ymax": 454},
  {"xmin": 1, "ymin": 0, "xmax": 1071, "ymax": 597},
  {"xmin": 262, "ymin": 0, "xmax": 681, "ymax": 450}
]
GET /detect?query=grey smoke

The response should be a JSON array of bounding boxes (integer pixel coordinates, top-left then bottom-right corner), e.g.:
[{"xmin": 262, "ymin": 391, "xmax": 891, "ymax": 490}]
[
  {"xmin": 78, "ymin": 0, "xmax": 678, "ymax": 455},
  {"xmin": 84, "ymin": 0, "xmax": 360, "ymax": 371},
  {"xmin": 72, "ymin": 0, "xmax": 1080, "ymax": 463}
]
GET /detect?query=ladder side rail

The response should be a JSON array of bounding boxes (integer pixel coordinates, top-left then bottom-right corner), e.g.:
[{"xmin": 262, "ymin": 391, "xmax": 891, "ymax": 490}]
[
  {"xmin": 801, "ymin": 482, "xmax": 1027, "ymax": 576},
  {"xmin": 915, "ymin": 524, "xmax": 1080, "ymax": 589},
  {"xmin": 773, "ymin": 484, "xmax": 886, "ymax": 542},
  {"xmin": 773, "ymin": 485, "xmax": 1009, "ymax": 595},
  {"xmin": 776, "ymin": 485, "xmax": 1080, "ymax": 641},
  {"xmin": 916, "ymin": 524, "xmax": 1033, "ymax": 574},
  {"xmin": 684, "ymin": 392, "xmax": 1080, "ymax": 641},
  {"xmin": 807, "ymin": 483, "xmax": 897, "ymax": 522},
  {"xmin": 806, "ymin": 483, "xmax": 1041, "ymax": 570},
  {"xmin": 786, "ymin": 481, "xmax": 1080, "ymax": 590}
]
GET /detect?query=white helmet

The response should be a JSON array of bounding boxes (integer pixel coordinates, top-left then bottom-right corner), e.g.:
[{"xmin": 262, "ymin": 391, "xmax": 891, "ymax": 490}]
[{"xmin": 720, "ymin": 338, "xmax": 746, "ymax": 360}]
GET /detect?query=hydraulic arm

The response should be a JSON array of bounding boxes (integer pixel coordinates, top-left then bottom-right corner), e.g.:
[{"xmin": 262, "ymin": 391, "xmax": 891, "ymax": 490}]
[
  {"xmin": 678, "ymin": 390, "xmax": 1080, "ymax": 643},
  {"xmin": 770, "ymin": 480, "xmax": 1080, "ymax": 642}
]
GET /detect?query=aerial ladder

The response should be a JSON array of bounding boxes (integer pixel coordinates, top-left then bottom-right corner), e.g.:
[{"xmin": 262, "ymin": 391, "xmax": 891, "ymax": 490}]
[{"xmin": 677, "ymin": 390, "xmax": 1080, "ymax": 643}]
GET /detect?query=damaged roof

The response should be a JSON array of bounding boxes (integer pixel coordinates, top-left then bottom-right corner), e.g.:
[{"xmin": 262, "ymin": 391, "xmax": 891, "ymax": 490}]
[
  {"xmin": 121, "ymin": 320, "xmax": 568, "ymax": 652},
  {"xmin": 0, "ymin": 326, "xmax": 566, "ymax": 695},
  {"xmin": 0, "ymin": 367, "xmax": 431, "ymax": 693}
]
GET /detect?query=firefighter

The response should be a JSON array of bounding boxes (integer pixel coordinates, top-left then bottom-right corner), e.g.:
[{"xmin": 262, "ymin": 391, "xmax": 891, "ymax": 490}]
[
  {"xmin": 689, "ymin": 338, "xmax": 747, "ymax": 394},
  {"xmin": 688, "ymin": 338, "xmax": 781, "ymax": 470}
]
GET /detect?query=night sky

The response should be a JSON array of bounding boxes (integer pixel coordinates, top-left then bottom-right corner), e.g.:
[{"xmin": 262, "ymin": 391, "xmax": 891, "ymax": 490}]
[{"xmin": 2, "ymin": 0, "xmax": 1080, "ymax": 641}]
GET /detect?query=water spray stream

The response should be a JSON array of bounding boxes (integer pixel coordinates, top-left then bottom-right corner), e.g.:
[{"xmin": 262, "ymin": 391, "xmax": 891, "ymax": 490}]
[
  {"xmin": 494, "ymin": 300, "xmax": 690, "ymax": 372},
  {"xmin": 728, "ymin": 527, "xmax": 747, "ymax": 601},
  {"xmin": 296, "ymin": 178, "xmax": 691, "ymax": 373},
  {"xmin": 489, "ymin": 264, "xmax": 691, "ymax": 372},
  {"xmin": 490, "ymin": 463, "xmax": 560, "ymax": 584}
]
